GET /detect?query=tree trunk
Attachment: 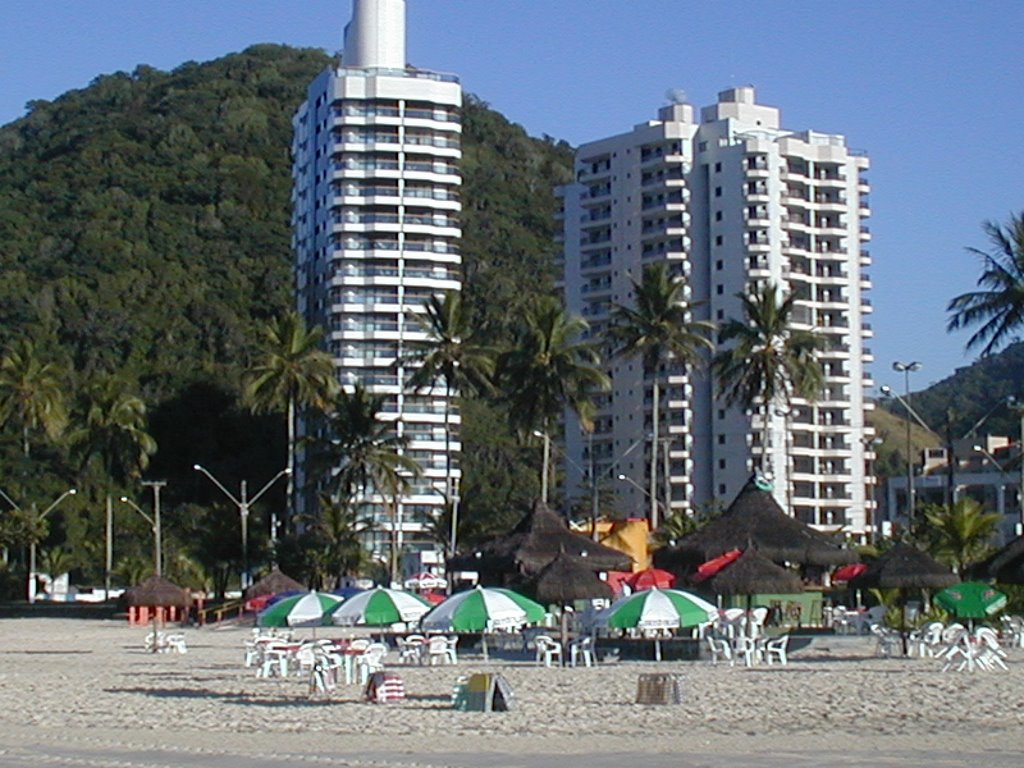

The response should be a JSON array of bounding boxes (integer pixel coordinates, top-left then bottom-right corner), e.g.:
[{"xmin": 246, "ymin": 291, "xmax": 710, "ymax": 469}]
[
  {"xmin": 650, "ymin": 380, "xmax": 660, "ymax": 529},
  {"xmin": 286, "ymin": 395, "xmax": 295, "ymax": 531}
]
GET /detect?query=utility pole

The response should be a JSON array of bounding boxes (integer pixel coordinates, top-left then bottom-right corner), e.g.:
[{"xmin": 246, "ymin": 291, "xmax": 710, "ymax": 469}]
[{"xmin": 141, "ymin": 481, "xmax": 166, "ymax": 577}]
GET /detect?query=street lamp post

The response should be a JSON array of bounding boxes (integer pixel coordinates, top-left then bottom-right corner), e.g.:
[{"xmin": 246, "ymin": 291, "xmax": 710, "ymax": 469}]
[
  {"xmin": 0, "ymin": 487, "xmax": 77, "ymax": 603},
  {"xmin": 616, "ymin": 473, "xmax": 667, "ymax": 521},
  {"xmin": 891, "ymin": 361, "xmax": 922, "ymax": 525},
  {"xmin": 119, "ymin": 496, "xmax": 160, "ymax": 577},
  {"xmin": 193, "ymin": 465, "xmax": 289, "ymax": 589}
]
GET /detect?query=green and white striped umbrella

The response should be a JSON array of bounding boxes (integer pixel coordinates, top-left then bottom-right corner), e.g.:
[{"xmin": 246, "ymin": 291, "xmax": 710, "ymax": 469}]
[
  {"xmin": 257, "ymin": 590, "xmax": 343, "ymax": 628},
  {"xmin": 420, "ymin": 586, "xmax": 546, "ymax": 632},
  {"xmin": 329, "ymin": 587, "xmax": 433, "ymax": 627},
  {"xmin": 593, "ymin": 587, "xmax": 717, "ymax": 631}
]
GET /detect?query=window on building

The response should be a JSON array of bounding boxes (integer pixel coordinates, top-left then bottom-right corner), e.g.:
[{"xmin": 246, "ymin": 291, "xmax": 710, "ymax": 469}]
[
  {"xmin": 716, "ymin": 309, "xmax": 724, "ymax": 320},
  {"xmin": 715, "ymin": 186, "xmax": 722, "ymax": 198},
  {"xmin": 715, "ymin": 235, "xmax": 723, "ymax": 246},
  {"xmin": 715, "ymin": 260, "xmax": 723, "ymax": 270},
  {"xmin": 718, "ymin": 459, "xmax": 726, "ymax": 470},
  {"xmin": 718, "ymin": 409, "xmax": 725, "ymax": 420},
  {"xmin": 715, "ymin": 211, "xmax": 723, "ymax": 222},
  {"xmin": 714, "ymin": 162, "xmax": 722, "ymax": 173},
  {"xmin": 716, "ymin": 285, "xmax": 724, "ymax": 295},
  {"xmin": 718, "ymin": 484, "xmax": 726, "ymax": 495},
  {"xmin": 717, "ymin": 435, "xmax": 725, "ymax": 445}
]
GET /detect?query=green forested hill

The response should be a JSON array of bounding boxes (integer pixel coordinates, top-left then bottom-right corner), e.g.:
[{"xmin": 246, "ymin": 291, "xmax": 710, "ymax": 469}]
[
  {"xmin": 0, "ymin": 45, "xmax": 572, "ymax": 397},
  {"xmin": 0, "ymin": 44, "xmax": 573, "ymax": 584}
]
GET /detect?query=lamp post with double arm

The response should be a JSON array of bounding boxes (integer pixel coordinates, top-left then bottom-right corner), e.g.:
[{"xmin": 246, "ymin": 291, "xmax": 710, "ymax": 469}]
[{"xmin": 193, "ymin": 465, "xmax": 289, "ymax": 589}]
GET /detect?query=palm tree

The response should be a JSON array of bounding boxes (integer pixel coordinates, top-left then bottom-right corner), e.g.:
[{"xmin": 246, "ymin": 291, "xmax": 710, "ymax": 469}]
[
  {"xmin": 299, "ymin": 493, "xmax": 373, "ymax": 588},
  {"xmin": 69, "ymin": 375, "xmax": 157, "ymax": 597},
  {"xmin": 921, "ymin": 498, "xmax": 1001, "ymax": 576},
  {"xmin": 245, "ymin": 311, "xmax": 337, "ymax": 521},
  {"xmin": 713, "ymin": 281, "xmax": 824, "ymax": 484},
  {"xmin": 315, "ymin": 385, "xmax": 421, "ymax": 584},
  {"xmin": 0, "ymin": 338, "xmax": 68, "ymax": 458},
  {"xmin": 947, "ymin": 212, "xmax": 1024, "ymax": 356},
  {"xmin": 401, "ymin": 290, "xmax": 494, "ymax": 554},
  {"xmin": 498, "ymin": 296, "xmax": 610, "ymax": 498},
  {"xmin": 610, "ymin": 263, "xmax": 714, "ymax": 525},
  {"xmin": 70, "ymin": 375, "xmax": 157, "ymax": 483}
]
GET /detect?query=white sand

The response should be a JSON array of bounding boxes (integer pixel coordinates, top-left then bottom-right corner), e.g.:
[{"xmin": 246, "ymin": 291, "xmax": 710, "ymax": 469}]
[{"xmin": 1, "ymin": 618, "xmax": 1023, "ymax": 767}]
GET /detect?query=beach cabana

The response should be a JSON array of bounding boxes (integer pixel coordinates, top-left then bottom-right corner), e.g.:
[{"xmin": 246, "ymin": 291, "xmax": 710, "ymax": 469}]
[
  {"xmin": 243, "ymin": 568, "xmax": 305, "ymax": 600},
  {"xmin": 848, "ymin": 543, "xmax": 958, "ymax": 653},
  {"xmin": 654, "ymin": 475, "xmax": 858, "ymax": 574},
  {"xmin": 968, "ymin": 534, "xmax": 1024, "ymax": 585},
  {"xmin": 525, "ymin": 551, "xmax": 614, "ymax": 655},
  {"xmin": 448, "ymin": 499, "xmax": 633, "ymax": 586},
  {"xmin": 123, "ymin": 575, "xmax": 192, "ymax": 650}
]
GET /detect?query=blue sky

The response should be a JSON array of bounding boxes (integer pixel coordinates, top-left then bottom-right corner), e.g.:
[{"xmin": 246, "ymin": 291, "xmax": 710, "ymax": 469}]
[{"xmin": 2, "ymin": 0, "xmax": 1022, "ymax": 395}]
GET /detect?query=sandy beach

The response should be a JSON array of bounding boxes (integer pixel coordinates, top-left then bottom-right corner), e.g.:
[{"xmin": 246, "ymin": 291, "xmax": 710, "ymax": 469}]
[{"xmin": 1, "ymin": 618, "xmax": 1023, "ymax": 767}]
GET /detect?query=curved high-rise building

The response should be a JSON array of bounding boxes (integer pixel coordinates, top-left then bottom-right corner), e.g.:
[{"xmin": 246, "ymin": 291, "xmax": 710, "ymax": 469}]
[{"xmin": 292, "ymin": 0, "xmax": 462, "ymax": 563}]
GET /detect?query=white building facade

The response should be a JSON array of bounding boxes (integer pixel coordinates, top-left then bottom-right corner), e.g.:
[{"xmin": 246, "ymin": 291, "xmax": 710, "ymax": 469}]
[
  {"xmin": 292, "ymin": 0, "xmax": 462, "ymax": 558},
  {"xmin": 559, "ymin": 87, "xmax": 875, "ymax": 536}
]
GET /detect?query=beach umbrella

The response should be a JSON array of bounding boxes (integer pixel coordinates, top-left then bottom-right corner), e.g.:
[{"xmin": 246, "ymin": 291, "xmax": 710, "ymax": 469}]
[
  {"xmin": 593, "ymin": 587, "xmax": 717, "ymax": 631},
  {"xmin": 625, "ymin": 567, "xmax": 676, "ymax": 591},
  {"xmin": 404, "ymin": 572, "xmax": 448, "ymax": 590},
  {"xmin": 831, "ymin": 563, "xmax": 868, "ymax": 584},
  {"xmin": 591, "ymin": 587, "xmax": 717, "ymax": 661},
  {"xmin": 256, "ymin": 590, "xmax": 342, "ymax": 628},
  {"xmin": 329, "ymin": 587, "xmax": 432, "ymax": 627},
  {"xmin": 693, "ymin": 548, "xmax": 743, "ymax": 582},
  {"xmin": 934, "ymin": 582, "xmax": 1007, "ymax": 620},
  {"xmin": 421, "ymin": 586, "xmax": 546, "ymax": 633}
]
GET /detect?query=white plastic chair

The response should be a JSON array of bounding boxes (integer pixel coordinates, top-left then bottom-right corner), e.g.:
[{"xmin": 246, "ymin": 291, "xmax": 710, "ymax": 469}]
[
  {"xmin": 974, "ymin": 627, "xmax": 1008, "ymax": 671},
  {"xmin": 164, "ymin": 633, "xmax": 188, "ymax": 655},
  {"xmin": 356, "ymin": 643, "xmax": 388, "ymax": 684},
  {"xmin": 706, "ymin": 635, "xmax": 733, "ymax": 666},
  {"xmin": 397, "ymin": 636, "xmax": 425, "ymax": 665},
  {"xmin": 764, "ymin": 634, "xmax": 789, "ymax": 665},
  {"xmin": 913, "ymin": 621, "xmax": 945, "ymax": 658},
  {"xmin": 569, "ymin": 636, "xmax": 594, "ymax": 667},
  {"xmin": 444, "ymin": 635, "xmax": 459, "ymax": 665},
  {"xmin": 425, "ymin": 635, "xmax": 450, "ymax": 666},
  {"xmin": 534, "ymin": 635, "xmax": 563, "ymax": 667}
]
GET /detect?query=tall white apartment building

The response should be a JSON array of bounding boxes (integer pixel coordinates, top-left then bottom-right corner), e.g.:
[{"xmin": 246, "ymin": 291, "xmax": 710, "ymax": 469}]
[
  {"xmin": 292, "ymin": 0, "xmax": 462, "ymax": 556},
  {"xmin": 559, "ymin": 87, "xmax": 876, "ymax": 536}
]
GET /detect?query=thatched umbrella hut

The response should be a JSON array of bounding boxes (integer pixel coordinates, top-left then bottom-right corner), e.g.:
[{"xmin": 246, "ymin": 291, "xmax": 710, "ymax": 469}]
[
  {"xmin": 243, "ymin": 567, "xmax": 305, "ymax": 601},
  {"xmin": 848, "ymin": 542, "xmax": 958, "ymax": 653},
  {"xmin": 448, "ymin": 499, "xmax": 633, "ymax": 586},
  {"xmin": 968, "ymin": 534, "xmax": 1024, "ymax": 585},
  {"xmin": 848, "ymin": 543, "xmax": 958, "ymax": 591},
  {"xmin": 525, "ymin": 550, "xmax": 614, "ymax": 653},
  {"xmin": 123, "ymin": 575, "xmax": 192, "ymax": 609},
  {"xmin": 123, "ymin": 575, "xmax": 192, "ymax": 651},
  {"xmin": 698, "ymin": 549, "xmax": 803, "ymax": 597},
  {"xmin": 654, "ymin": 476, "xmax": 857, "ymax": 576},
  {"xmin": 698, "ymin": 549, "xmax": 804, "ymax": 633}
]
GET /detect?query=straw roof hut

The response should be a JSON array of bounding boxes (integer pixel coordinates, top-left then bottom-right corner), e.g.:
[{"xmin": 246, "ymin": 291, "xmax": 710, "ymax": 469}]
[
  {"xmin": 848, "ymin": 543, "xmax": 958, "ymax": 590},
  {"xmin": 698, "ymin": 549, "xmax": 803, "ymax": 597},
  {"xmin": 968, "ymin": 534, "xmax": 1024, "ymax": 585},
  {"xmin": 654, "ymin": 476, "xmax": 857, "ymax": 571},
  {"xmin": 525, "ymin": 550, "xmax": 614, "ymax": 606},
  {"xmin": 449, "ymin": 499, "xmax": 633, "ymax": 586},
  {"xmin": 243, "ymin": 567, "xmax": 305, "ymax": 600},
  {"xmin": 122, "ymin": 575, "xmax": 191, "ymax": 608}
]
